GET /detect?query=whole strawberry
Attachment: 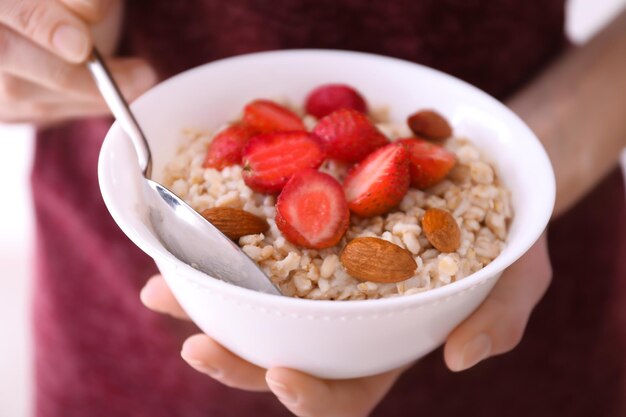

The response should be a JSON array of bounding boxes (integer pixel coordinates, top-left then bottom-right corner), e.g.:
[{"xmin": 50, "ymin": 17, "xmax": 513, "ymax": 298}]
[
  {"xmin": 276, "ymin": 169, "xmax": 350, "ymax": 249},
  {"xmin": 397, "ymin": 138, "xmax": 456, "ymax": 189},
  {"xmin": 343, "ymin": 142, "xmax": 410, "ymax": 217},
  {"xmin": 305, "ymin": 84, "xmax": 368, "ymax": 119},
  {"xmin": 241, "ymin": 131, "xmax": 325, "ymax": 194},
  {"xmin": 313, "ymin": 109, "xmax": 388, "ymax": 163},
  {"xmin": 203, "ymin": 124, "xmax": 258, "ymax": 170}
]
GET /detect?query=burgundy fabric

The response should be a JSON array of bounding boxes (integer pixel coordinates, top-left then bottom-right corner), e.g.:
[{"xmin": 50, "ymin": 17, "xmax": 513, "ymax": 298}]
[
  {"xmin": 30, "ymin": 0, "xmax": 626, "ymax": 416},
  {"xmin": 120, "ymin": 0, "xmax": 566, "ymax": 99}
]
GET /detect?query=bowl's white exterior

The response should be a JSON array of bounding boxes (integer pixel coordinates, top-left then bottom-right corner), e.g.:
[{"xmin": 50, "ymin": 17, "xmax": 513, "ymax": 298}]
[
  {"xmin": 98, "ymin": 50, "xmax": 554, "ymax": 379},
  {"xmin": 159, "ymin": 260, "xmax": 500, "ymax": 378}
]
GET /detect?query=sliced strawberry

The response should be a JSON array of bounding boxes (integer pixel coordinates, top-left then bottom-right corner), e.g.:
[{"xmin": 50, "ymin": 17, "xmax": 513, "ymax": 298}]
[
  {"xmin": 305, "ymin": 84, "xmax": 368, "ymax": 119},
  {"xmin": 241, "ymin": 132, "xmax": 325, "ymax": 194},
  {"xmin": 398, "ymin": 138, "xmax": 456, "ymax": 189},
  {"xmin": 276, "ymin": 169, "xmax": 349, "ymax": 249},
  {"xmin": 313, "ymin": 109, "xmax": 388, "ymax": 163},
  {"xmin": 243, "ymin": 99, "xmax": 305, "ymax": 133},
  {"xmin": 203, "ymin": 124, "xmax": 259, "ymax": 170},
  {"xmin": 343, "ymin": 143, "xmax": 410, "ymax": 218}
]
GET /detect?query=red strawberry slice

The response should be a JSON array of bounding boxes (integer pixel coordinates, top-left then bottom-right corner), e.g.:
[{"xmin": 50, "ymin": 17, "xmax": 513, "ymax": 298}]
[
  {"xmin": 343, "ymin": 143, "xmax": 410, "ymax": 217},
  {"xmin": 276, "ymin": 169, "xmax": 350, "ymax": 249},
  {"xmin": 313, "ymin": 109, "xmax": 388, "ymax": 163},
  {"xmin": 398, "ymin": 138, "xmax": 456, "ymax": 189},
  {"xmin": 305, "ymin": 84, "xmax": 368, "ymax": 119},
  {"xmin": 203, "ymin": 124, "xmax": 259, "ymax": 170},
  {"xmin": 241, "ymin": 131, "xmax": 325, "ymax": 194},
  {"xmin": 243, "ymin": 99, "xmax": 306, "ymax": 133}
]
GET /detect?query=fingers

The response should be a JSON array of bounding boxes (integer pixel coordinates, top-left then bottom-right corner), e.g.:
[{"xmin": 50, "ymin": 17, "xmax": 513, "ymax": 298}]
[
  {"xmin": 0, "ymin": 101, "xmax": 108, "ymax": 124},
  {"xmin": 141, "ymin": 281, "xmax": 270, "ymax": 392},
  {"xmin": 140, "ymin": 276, "xmax": 406, "ymax": 409},
  {"xmin": 140, "ymin": 277, "xmax": 270, "ymax": 391},
  {"xmin": 0, "ymin": 0, "xmax": 92, "ymax": 62},
  {"xmin": 0, "ymin": 54, "xmax": 156, "ymax": 124},
  {"xmin": 0, "ymin": 25, "xmax": 92, "ymax": 93},
  {"xmin": 140, "ymin": 275, "xmax": 190, "ymax": 321},
  {"xmin": 181, "ymin": 334, "xmax": 269, "ymax": 392},
  {"xmin": 0, "ymin": 28, "xmax": 156, "ymax": 98},
  {"xmin": 0, "ymin": 0, "xmax": 149, "ymax": 125},
  {"xmin": 0, "ymin": 73, "xmax": 106, "ymax": 104},
  {"xmin": 0, "ymin": 73, "xmax": 112, "ymax": 123},
  {"xmin": 444, "ymin": 233, "xmax": 552, "ymax": 371},
  {"xmin": 179, "ymin": 332, "xmax": 408, "ymax": 416},
  {"xmin": 265, "ymin": 367, "xmax": 406, "ymax": 417}
]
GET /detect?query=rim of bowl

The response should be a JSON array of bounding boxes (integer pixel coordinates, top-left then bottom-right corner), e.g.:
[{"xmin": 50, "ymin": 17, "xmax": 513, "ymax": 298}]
[{"xmin": 99, "ymin": 49, "xmax": 555, "ymax": 312}]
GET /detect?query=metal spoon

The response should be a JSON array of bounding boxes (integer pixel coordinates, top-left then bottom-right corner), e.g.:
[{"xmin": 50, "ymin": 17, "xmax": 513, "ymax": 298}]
[{"xmin": 87, "ymin": 48, "xmax": 281, "ymax": 296}]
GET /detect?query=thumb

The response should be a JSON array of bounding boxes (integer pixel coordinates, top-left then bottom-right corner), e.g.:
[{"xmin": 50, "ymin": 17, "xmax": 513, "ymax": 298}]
[{"xmin": 444, "ymin": 233, "xmax": 551, "ymax": 371}]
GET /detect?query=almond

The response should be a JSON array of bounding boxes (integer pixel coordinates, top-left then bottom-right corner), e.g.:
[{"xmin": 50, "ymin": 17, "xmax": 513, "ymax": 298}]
[
  {"xmin": 340, "ymin": 237, "xmax": 417, "ymax": 283},
  {"xmin": 200, "ymin": 207, "xmax": 269, "ymax": 240},
  {"xmin": 407, "ymin": 110, "xmax": 452, "ymax": 141},
  {"xmin": 422, "ymin": 208, "xmax": 461, "ymax": 252}
]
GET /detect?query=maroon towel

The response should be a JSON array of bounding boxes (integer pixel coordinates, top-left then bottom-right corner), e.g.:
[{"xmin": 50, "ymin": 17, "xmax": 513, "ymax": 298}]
[{"xmin": 31, "ymin": 1, "xmax": 626, "ymax": 416}]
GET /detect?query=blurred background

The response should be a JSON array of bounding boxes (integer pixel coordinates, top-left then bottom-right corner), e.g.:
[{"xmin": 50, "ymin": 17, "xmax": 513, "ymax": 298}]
[{"xmin": 1, "ymin": 0, "xmax": 625, "ymax": 415}]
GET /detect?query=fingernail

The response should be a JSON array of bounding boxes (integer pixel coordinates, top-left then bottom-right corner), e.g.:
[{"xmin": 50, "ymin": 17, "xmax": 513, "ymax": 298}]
[
  {"xmin": 138, "ymin": 284, "xmax": 152, "ymax": 306},
  {"xmin": 139, "ymin": 279, "xmax": 161, "ymax": 310},
  {"xmin": 52, "ymin": 24, "xmax": 89, "ymax": 61},
  {"xmin": 266, "ymin": 377, "xmax": 297, "ymax": 406},
  {"xmin": 456, "ymin": 333, "xmax": 492, "ymax": 371},
  {"xmin": 180, "ymin": 351, "xmax": 222, "ymax": 378},
  {"xmin": 132, "ymin": 65, "xmax": 157, "ymax": 91}
]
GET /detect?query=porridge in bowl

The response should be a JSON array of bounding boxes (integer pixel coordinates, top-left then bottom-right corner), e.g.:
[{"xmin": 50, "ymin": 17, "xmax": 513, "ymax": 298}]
[{"xmin": 163, "ymin": 84, "xmax": 512, "ymax": 300}]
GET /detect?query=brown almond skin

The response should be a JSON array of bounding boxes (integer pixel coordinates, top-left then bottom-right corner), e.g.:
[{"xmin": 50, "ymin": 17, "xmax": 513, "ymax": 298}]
[
  {"xmin": 200, "ymin": 207, "xmax": 269, "ymax": 240},
  {"xmin": 340, "ymin": 237, "xmax": 417, "ymax": 283},
  {"xmin": 422, "ymin": 208, "xmax": 461, "ymax": 252},
  {"xmin": 407, "ymin": 110, "xmax": 452, "ymax": 141}
]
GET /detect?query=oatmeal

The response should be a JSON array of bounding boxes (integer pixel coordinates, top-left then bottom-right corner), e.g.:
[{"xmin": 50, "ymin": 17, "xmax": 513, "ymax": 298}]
[{"xmin": 163, "ymin": 86, "xmax": 512, "ymax": 300}]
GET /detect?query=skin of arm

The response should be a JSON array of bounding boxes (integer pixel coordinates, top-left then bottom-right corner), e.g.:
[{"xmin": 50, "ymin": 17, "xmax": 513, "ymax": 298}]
[{"xmin": 507, "ymin": 8, "xmax": 626, "ymax": 217}]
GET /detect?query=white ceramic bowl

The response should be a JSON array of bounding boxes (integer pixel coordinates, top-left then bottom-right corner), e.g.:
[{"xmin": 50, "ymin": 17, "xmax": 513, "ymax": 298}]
[{"xmin": 98, "ymin": 50, "xmax": 555, "ymax": 379}]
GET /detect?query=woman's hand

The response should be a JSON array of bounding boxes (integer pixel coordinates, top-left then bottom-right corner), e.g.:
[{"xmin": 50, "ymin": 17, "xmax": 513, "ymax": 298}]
[
  {"xmin": 0, "ymin": 0, "xmax": 156, "ymax": 125},
  {"xmin": 444, "ymin": 232, "xmax": 551, "ymax": 370},
  {"xmin": 141, "ymin": 233, "xmax": 551, "ymax": 417}
]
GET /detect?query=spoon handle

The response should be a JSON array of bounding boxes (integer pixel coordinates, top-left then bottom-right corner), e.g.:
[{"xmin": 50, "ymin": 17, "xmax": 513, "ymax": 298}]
[{"xmin": 87, "ymin": 48, "xmax": 153, "ymax": 178}]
